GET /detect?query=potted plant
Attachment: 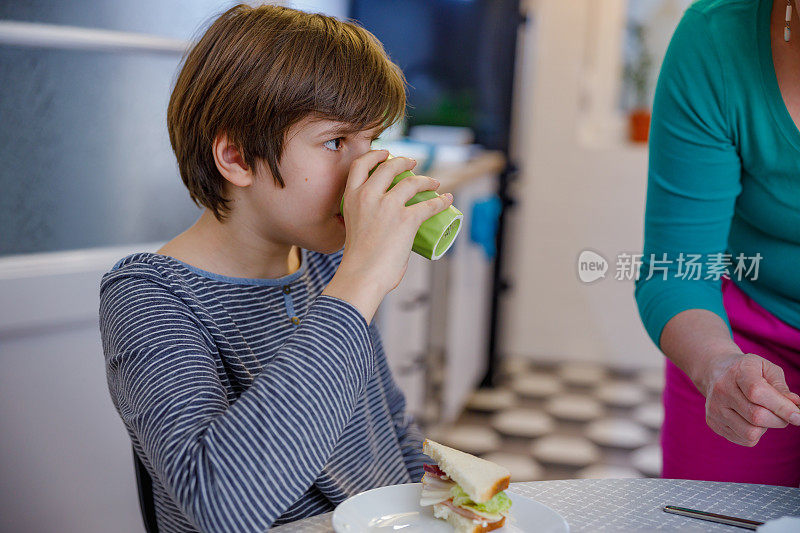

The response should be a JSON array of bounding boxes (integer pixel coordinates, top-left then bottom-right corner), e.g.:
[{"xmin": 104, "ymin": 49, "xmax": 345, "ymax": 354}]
[{"xmin": 624, "ymin": 23, "xmax": 653, "ymax": 143}]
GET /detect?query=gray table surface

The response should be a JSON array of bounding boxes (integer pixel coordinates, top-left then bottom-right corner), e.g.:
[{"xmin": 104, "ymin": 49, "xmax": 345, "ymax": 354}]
[{"xmin": 270, "ymin": 478, "xmax": 800, "ymax": 532}]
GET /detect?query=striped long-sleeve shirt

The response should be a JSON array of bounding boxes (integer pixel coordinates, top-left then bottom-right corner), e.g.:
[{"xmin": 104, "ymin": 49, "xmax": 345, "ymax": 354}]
[{"xmin": 99, "ymin": 248, "xmax": 429, "ymax": 532}]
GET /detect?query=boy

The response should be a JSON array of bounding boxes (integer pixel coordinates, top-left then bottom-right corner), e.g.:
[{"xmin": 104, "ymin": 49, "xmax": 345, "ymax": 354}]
[{"xmin": 99, "ymin": 4, "xmax": 453, "ymax": 532}]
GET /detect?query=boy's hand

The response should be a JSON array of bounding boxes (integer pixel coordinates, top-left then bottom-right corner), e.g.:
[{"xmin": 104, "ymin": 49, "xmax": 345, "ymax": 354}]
[{"xmin": 322, "ymin": 150, "xmax": 453, "ymax": 324}]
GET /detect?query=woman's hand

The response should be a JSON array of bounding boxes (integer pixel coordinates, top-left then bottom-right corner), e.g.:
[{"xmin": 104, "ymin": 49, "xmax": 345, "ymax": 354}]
[
  {"xmin": 322, "ymin": 150, "xmax": 453, "ymax": 324},
  {"xmin": 703, "ymin": 352, "xmax": 800, "ymax": 447}
]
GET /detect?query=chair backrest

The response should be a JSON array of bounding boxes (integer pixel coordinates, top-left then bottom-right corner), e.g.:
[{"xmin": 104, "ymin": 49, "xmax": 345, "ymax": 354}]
[{"xmin": 132, "ymin": 446, "xmax": 160, "ymax": 533}]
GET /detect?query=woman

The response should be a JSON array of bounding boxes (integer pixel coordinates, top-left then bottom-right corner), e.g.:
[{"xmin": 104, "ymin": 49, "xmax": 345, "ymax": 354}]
[{"xmin": 636, "ymin": 0, "xmax": 800, "ymax": 487}]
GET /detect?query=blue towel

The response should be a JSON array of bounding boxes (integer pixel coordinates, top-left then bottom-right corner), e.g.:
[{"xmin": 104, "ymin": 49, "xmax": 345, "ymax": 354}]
[{"xmin": 469, "ymin": 195, "xmax": 502, "ymax": 260}]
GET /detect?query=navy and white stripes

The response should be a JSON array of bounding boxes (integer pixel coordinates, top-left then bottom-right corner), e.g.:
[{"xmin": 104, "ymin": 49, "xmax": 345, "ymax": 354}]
[{"xmin": 99, "ymin": 248, "xmax": 428, "ymax": 532}]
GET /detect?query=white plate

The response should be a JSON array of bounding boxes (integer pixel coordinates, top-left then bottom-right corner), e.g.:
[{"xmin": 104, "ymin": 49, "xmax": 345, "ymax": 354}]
[{"xmin": 332, "ymin": 483, "xmax": 569, "ymax": 533}]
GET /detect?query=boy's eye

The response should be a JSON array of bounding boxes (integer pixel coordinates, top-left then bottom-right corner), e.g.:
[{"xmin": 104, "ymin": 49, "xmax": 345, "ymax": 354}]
[{"xmin": 323, "ymin": 138, "xmax": 343, "ymax": 151}]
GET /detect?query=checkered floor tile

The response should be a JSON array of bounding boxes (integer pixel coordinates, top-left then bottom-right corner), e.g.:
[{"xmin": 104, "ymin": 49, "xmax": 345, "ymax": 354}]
[{"xmin": 424, "ymin": 358, "xmax": 664, "ymax": 482}]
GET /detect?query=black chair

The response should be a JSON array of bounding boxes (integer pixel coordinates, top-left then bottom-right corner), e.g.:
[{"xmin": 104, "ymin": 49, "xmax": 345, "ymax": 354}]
[{"xmin": 132, "ymin": 446, "xmax": 160, "ymax": 533}]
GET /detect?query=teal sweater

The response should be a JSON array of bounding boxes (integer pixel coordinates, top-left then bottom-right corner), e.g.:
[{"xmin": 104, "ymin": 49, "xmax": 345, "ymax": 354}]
[{"xmin": 636, "ymin": 0, "xmax": 800, "ymax": 348}]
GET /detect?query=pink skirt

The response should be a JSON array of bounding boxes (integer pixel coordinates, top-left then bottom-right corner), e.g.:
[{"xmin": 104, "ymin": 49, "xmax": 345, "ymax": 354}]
[{"xmin": 661, "ymin": 277, "xmax": 800, "ymax": 487}]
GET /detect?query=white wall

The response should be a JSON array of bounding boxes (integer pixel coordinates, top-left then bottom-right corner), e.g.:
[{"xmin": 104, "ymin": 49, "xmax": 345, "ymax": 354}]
[{"xmin": 500, "ymin": 0, "xmax": 664, "ymax": 370}]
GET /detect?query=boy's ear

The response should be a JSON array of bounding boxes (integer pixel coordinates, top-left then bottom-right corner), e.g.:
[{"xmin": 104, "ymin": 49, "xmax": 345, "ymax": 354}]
[{"xmin": 213, "ymin": 132, "xmax": 253, "ymax": 187}]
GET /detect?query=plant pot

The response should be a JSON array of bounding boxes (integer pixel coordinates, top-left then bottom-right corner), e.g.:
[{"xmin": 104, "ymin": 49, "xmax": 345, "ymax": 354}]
[{"xmin": 628, "ymin": 109, "xmax": 651, "ymax": 143}]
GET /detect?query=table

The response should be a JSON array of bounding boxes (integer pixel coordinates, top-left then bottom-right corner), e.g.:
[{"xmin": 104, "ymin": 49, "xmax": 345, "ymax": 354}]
[{"xmin": 270, "ymin": 478, "xmax": 800, "ymax": 532}]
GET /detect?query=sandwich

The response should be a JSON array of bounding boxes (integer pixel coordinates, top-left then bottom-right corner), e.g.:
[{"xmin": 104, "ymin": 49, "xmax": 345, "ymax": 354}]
[{"xmin": 420, "ymin": 439, "xmax": 512, "ymax": 532}]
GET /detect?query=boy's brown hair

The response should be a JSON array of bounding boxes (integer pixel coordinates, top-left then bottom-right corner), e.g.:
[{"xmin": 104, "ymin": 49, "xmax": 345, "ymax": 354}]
[{"xmin": 167, "ymin": 3, "xmax": 407, "ymax": 220}]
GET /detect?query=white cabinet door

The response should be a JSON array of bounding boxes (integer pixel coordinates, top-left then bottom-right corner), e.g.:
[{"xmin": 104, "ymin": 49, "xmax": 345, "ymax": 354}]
[
  {"xmin": 439, "ymin": 174, "xmax": 497, "ymax": 423},
  {"xmin": 377, "ymin": 172, "xmax": 499, "ymax": 425},
  {"xmin": 375, "ymin": 253, "xmax": 431, "ymax": 419},
  {"xmin": 0, "ymin": 246, "xmax": 155, "ymax": 533}
]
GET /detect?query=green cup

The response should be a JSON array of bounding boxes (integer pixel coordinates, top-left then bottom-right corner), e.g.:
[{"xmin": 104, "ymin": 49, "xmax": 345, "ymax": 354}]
[{"xmin": 340, "ymin": 155, "xmax": 463, "ymax": 260}]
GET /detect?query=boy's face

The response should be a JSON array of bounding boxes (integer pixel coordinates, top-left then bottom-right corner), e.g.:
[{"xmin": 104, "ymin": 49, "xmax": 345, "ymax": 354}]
[{"xmin": 241, "ymin": 116, "xmax": 382, "ymax": 254}]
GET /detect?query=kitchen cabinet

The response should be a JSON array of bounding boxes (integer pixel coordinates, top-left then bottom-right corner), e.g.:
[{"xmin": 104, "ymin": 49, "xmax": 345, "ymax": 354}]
[{"xmin": 376, "ymin": 151, "xmax": 505, "ymax": 424}]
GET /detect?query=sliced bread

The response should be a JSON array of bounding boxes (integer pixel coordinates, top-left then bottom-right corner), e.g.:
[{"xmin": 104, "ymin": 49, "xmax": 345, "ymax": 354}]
[{"xmin": 423, "ymin": 439, "xmax": 510, "ymax": 503}]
